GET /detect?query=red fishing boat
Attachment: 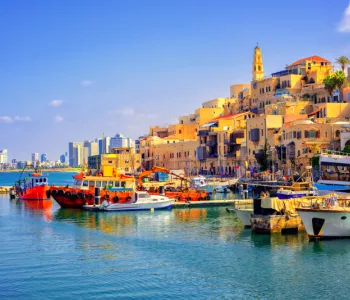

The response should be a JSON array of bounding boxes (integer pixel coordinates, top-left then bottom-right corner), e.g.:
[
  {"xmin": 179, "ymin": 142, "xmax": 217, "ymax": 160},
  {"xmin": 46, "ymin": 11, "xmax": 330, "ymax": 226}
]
[
  {"xmin": 49, "ymin": 171, "xmax": 136, "ymax": 208},
  {"xmin": 14, "ymin": 167, "xmax": 50, "ymax": 200}
]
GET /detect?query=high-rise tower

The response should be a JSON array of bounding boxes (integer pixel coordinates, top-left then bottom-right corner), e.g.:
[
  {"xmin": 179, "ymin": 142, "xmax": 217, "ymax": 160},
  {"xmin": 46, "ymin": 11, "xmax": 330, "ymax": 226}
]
[{"xmin": 252, "ymin": 45, "xmax": 264, "ymax": 81}]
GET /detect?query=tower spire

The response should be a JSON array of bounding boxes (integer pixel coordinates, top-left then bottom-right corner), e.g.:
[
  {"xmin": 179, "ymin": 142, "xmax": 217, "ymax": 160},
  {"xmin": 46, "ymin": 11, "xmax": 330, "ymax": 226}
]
[{"xmin": 252, "ymin": 44, "xmax": 264, "ymax": 81}]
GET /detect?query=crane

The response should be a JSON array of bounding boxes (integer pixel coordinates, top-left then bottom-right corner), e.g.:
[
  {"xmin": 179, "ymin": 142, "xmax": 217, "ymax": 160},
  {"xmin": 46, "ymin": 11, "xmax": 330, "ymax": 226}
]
[{"xmin": 137, "ymin": 166, "xmax": 196, "ymax": 188}]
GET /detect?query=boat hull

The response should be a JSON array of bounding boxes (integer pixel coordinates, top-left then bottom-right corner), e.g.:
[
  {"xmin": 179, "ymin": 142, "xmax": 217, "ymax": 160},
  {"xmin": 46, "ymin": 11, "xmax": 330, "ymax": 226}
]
[
  {"xmin": 297, "ymin": 209, "xmax": 350, "ymax": 239},
  {"xmin": 234, "ymin": 209, "xmax": 253, "ymax": 227},
  {"xmin": 18, "ymin": 186, "xmax": 50, "ymax": 200},
  {"xmin": 277, "ymin": 192, "xmax": 311, "ymax": 199},
  {"xmin": 100, "ymin": 200, "xmax": 174, "ymax": 211}
]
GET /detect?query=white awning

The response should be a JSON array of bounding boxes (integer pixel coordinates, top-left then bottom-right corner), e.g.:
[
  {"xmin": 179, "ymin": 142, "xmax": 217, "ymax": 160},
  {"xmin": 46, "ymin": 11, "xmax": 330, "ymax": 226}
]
[{"xmin": 201, "ymin": 121, "xmax": 218, "ymax": 128}]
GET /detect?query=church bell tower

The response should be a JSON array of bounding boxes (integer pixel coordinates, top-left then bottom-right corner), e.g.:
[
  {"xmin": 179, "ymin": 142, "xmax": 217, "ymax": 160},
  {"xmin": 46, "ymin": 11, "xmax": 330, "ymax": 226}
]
[{"xmin": 252, "ymin": 45, "xmax": 264, "ymax": 81}]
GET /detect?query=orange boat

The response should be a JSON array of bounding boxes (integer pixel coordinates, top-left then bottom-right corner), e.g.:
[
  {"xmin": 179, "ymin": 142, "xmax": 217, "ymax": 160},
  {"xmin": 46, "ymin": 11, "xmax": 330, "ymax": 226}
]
[
  {"xmin": 137, "ymin": 166, "xmax": 210, "ymax": 201},
  {"xmin": 15, "ymin": 171, "xmax": 50, "ymax": 200},
  {"xmin": 49, "ymin": 171, "xmax": 136, "ymax": 208}
]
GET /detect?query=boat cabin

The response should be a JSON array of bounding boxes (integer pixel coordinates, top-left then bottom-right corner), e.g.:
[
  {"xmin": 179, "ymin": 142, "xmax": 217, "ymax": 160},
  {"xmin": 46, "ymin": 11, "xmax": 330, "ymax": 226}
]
[
  {"xmin": 73, "ymin": 176, "xmax": 135, "ymax": 191},
  {"xmin": 21, "ymin": 173, "xmax": 49, "ymax": 189}
]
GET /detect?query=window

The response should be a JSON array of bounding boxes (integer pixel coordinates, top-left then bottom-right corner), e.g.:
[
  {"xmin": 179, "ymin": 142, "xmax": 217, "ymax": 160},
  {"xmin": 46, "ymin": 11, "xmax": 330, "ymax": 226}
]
[
  {"xmin": 83, "ymin": 180, "xmax": 88, "ymax": 187},
  {"xmin": 179, "ymin": 130, "xmax": 182, "ymax": 134},
  {"xmin": 89, "ymin": 181, "xmax": 95, "ymax": 187},
  {"xmin": 108, "ymin": 160, "xmax": 112, "ymax": 163},
  {"xmin": 102, "ymin": 181, "xmax": 107, "ymax": 188},
  {"xmin": 121, "ymin": 181, "xmax": 126, "ymax": 188},
  {"xmin": 115, "ymin": 181, "xmax": 120, "ymax": 187},
  {"xmin": 96, "ymin": 181, "xmax": 101, "ymax": 188},
  {"xmin": 108, "ymin": 181, "xmax": 113, "ymax": 187},
  {"xmin": 261, "ymin": 129, "xmax": 264, "ymax": 136},
  {"xmin": 75, "ymin": 180, "xmax": 82, "ymax": 186}
]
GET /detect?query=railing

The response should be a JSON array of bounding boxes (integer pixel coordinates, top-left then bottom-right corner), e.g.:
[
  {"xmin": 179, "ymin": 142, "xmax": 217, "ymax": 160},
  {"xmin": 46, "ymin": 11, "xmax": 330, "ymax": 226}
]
[{"xmin": 321, "ymin": 149, "xmax": 350, "ymax": 158}]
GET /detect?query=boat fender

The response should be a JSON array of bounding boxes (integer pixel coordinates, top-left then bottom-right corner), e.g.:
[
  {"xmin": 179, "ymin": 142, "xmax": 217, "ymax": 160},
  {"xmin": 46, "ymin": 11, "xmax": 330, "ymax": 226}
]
[
  {"xmin": 86, "ymin": 194, "xmax": 93, "ymax": 199},
  {"xmin": 46, "ymin": 190, "xmax": 51, "ymax": 198},
  {"xmin": 104, "ymin": 194, "xmax": 110, "ymax": 200},
  {"xmin": 113, "ymin": 196, "xmax": 119, "ymax": 203},
  {"xmin": 58, "ymin": 190, "xmax": 64, "ymax": 196},
  {"xmin": 76, "ymin": 193, "xmax": 84, "ymax": 199},
  {"xmin": 51, "ymin": 190, "xmax": 57, "ymax": 197},
  {"xmin": 65, "ymin": 191, "xmax": 71, "ymax": 197},
  {"xmin": 126, "ymin": 196, "xmax": 132, "ymax": 201}
]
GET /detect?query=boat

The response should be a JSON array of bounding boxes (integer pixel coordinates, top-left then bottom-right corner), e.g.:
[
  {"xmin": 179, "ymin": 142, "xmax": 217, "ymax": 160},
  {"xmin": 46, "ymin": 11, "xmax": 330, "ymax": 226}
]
[
  {"xmin": 97, "ymin": 190, "xmax": 174, "ymax": 211},
  {"xmin": 138, "ymin": 166, "xmax": 210, "ymax": 201},
  {"xmin": 296, "ymin": 194, "xmax": 350, "ymax": 239},
  {"xmin": 49, "ymin": 171, "xmax": 136, "ymax": 208},
  {"xmin": 315, "ymin": 150, "xmax": 350, "ymax": 195},
  {"xmin": 13, "ymin": 165, "xmax": 50, "ymax": 200},
  {"xmin": 227, "ymin": 199, "xmax": 254, "ymax": 227},
  {"xmin": 277, "ymin": 167, "xmax": 318, "ymax": 199},
  {"xmin": 192, "ymin": 175, "xmax": 207, "ymax": 188}
]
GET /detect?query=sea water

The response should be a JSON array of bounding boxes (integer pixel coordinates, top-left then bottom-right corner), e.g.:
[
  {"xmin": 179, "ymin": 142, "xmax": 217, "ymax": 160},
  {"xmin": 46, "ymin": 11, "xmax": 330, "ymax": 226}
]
[{"xmin": 0, "ymin": 173, "xmax": 349, "ymax": 299}]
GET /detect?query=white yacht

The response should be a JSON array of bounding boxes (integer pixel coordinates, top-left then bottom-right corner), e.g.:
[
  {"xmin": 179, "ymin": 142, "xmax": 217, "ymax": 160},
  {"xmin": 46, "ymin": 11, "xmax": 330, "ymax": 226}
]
[{"xmin": 98, "ymin": 191, "xmax": 174, "ymax": 211}]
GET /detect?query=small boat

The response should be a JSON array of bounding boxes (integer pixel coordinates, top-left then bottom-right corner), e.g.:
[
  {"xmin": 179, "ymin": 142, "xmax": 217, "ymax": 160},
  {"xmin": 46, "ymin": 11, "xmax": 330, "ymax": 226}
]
[
  {"xmin": 227, "ymin": 199, "xmax": 254, "ymax": 227},
  {"xmin": 277, "ymin": 166, "xmax": 318, "ymax": 199},
  {"xmin": 192, "ymin": 176, "xmax": 207, "ymax": 189},
  {"xmin": 14, "ymin": 165, "xmax": 50, "ymax": 200},
  {"xmin": 296, "ymin": 194, "xmax": 350, "ymax": 239},
  {"xmin": 98, "ymin": 191, "xmax": 174, "ymax": 211}
]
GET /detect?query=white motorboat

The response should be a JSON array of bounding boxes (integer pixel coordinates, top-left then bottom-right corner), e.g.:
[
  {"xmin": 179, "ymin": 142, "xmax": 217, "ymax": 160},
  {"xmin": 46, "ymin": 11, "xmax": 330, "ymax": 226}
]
[
  {"xmin": 192, "ymin": 176, "xmax": 207, "ymax": 189},
  {"xmin": 227, "ymin": 199, "xmax": 253, "ymax": 227},
  {"xmin": 98, "ymin": 191, "xmax": 174, "ymax": 211},
  {"xmin": 296, "ymin": 194, "xmax": 350, "ymax": 239},
  {"xmin": 234, "ymin": 208, "xmax": 253, "ymax": 227}
]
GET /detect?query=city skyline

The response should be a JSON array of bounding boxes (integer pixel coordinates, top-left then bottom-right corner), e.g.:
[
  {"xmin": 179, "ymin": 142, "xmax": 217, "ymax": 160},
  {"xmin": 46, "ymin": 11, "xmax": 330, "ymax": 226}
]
[{"xmin": 0, "ymin": 0, "xmax": 349, "ymax": 160}]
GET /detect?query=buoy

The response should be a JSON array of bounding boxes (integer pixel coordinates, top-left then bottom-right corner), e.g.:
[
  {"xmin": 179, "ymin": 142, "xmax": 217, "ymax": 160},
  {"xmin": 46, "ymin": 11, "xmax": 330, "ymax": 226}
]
[{"xmin": 150, "ymin": 208, "xmax": 154, "ymax": 212}]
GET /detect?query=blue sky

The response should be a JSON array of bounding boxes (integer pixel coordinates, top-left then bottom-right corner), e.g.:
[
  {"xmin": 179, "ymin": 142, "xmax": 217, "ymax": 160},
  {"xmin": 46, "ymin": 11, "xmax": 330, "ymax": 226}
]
[{"xmin": 0, "ymin": 0, "xmax": 349, "ymax": 161}]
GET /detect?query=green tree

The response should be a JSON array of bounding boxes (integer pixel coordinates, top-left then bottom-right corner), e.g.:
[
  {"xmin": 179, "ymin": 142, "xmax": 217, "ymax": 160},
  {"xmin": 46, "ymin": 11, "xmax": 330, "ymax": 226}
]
[
  {"xmin": 256, "ymin": 142, "xmax": 269, "ymax": 171},
  {"xmin": 336, "ymin": 56, "xmax": 350, "ymax": 72},
  {"xmin": 323, "ymin": 71, "xmax": 346, "ymax": 102},
  {"xmin": 343, "ymin": 145, "xmax": 350, "ymax": 154}
]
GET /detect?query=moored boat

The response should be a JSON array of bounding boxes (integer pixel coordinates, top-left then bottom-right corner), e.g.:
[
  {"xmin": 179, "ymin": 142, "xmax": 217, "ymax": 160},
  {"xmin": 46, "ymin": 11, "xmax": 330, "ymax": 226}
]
[
  {"xmin": 296, "ymin": 194, "xmax": 350, "ymax": 239},
  {"xmin": 14, "ymin": 166, "xmax": 50, "ymax": 200},
  {"xmin": 315, "ymin": 150, "xmax": 350, "ymax": 195},
  {"xmin": 96, "ymin": 190, "xmax": 174, "ymax": 211},
  {"xmin": 49, "ymin": 172, "xmax": 135, "ymax": 208}
]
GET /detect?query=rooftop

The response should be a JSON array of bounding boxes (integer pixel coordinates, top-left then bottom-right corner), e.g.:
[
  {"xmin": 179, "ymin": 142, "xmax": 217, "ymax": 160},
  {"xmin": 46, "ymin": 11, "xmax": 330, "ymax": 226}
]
[{"xmin": 288, "ymin": 55, "xmax": 330, "ymax": 67}]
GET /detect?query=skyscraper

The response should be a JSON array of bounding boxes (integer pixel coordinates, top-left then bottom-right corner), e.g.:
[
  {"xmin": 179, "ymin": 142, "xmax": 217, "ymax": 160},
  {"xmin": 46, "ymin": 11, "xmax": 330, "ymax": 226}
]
[
  {"xmin": 0, "ymin": 149, "xmax": 8, "ymax": 164},
  {"xmin": 109, "ymin": 133, "xmax": 134, "ymax": 150},
  {"xmin": 41, "ymin": 153, "xmax": 47, "ymax": 163},
  {"xmin": 32, "ymin": 153, "xmax": 39, "ymax": 163},
  {"xmin": 68, "ymin": 142, "xmax": 83, "ymax": 167},
  {"xmin": 60, "ymin": 154, "xmax": 66, "ymax": 163}
]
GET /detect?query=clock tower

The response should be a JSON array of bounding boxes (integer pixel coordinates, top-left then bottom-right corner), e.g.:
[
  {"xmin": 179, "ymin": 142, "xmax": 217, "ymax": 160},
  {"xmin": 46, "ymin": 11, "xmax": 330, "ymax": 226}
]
[{"xmin": 252, "ymin": 45, "xmax": 264, "ymax": 81}]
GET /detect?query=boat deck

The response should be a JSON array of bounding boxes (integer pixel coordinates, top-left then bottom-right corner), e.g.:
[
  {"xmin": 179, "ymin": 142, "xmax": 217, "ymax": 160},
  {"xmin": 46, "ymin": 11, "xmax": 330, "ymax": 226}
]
[{"xmin": 83, "ymin": 199, "xmax": 238, "ymax": 211}]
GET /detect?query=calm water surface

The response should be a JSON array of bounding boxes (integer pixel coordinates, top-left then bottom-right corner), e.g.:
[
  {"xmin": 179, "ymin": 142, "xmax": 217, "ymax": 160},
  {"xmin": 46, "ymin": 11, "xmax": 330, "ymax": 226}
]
[{"xmin": 1, "ymin": 173, "xmax": 350, "ymax": 299}]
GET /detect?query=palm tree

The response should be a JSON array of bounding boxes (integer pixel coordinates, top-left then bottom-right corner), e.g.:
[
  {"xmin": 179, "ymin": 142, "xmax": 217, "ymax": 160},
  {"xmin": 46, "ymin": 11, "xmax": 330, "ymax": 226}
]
[{"xmin": 336, "ymin": 56, "xmax": 350, "ymax": 72}]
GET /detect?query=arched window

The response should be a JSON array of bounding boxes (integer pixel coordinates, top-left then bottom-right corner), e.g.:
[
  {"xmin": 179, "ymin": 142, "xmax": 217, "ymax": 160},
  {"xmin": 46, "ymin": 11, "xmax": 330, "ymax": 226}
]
[
  {"xmin": 336, "ymin": 130, "xmax": 341, "ymax": 138},
  {"xmin": 258, "ymin": 66, "xmax": 261, "ymax": 71}
]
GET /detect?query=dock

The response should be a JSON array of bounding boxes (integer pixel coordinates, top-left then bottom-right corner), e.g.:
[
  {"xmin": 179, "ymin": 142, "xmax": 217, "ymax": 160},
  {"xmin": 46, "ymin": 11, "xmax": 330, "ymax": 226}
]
[{"xmin": 0, "ymin": 186, "xmax": 11, "ymax": 194}]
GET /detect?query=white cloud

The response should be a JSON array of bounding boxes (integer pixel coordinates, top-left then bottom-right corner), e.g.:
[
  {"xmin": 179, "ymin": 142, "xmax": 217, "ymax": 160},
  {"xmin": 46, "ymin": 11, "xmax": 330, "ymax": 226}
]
[
  {"xmin": 0, "ymin": 116, "xmax": 13, "ymax": 123},
  {"xmin": 80, "ymin": 80, "xmax": 93, "ymax": 87},
  {"xmin": 115, "ymin": 107, "xmax": 135, "ymax": 116},
  {"xmin": 113, "ymin": 107, "xmax": 158, "ymax": 120},
  {"xmin": 14, "ymin": 116, "xmax": 31, "ymax": 121},
  {"xmin": 338, "ymin": 4, "xmax": 350, "ymax": 32},
  {"xmin": 49, "ymin": 100, "xmax": 63, "ymax": 107},
  {"xmin": 55, "ymin": 115, "xmax": 64, "ymax": 122}
]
